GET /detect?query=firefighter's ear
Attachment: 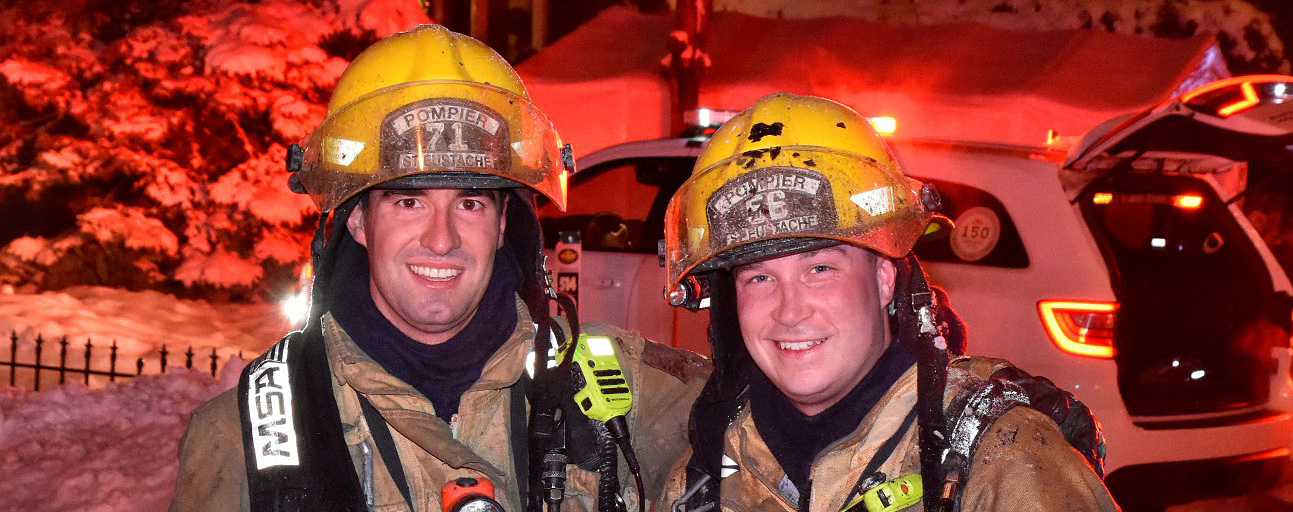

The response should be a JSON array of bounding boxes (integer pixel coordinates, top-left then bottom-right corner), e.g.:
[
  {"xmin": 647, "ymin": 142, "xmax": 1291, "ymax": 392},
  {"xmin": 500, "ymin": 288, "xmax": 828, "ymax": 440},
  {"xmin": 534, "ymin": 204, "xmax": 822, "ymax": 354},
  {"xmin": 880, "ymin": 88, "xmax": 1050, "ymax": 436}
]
[
  {"xmin": 347, "ymin": 202, "xmax": 368, "ymax": 248},
  {"xmin": 876, "ymin": 256, "xmax": 897, "ymax": 309},
  {"xmin": 496, "ymin": 193, "xmax": 508, "ymax": 250}
]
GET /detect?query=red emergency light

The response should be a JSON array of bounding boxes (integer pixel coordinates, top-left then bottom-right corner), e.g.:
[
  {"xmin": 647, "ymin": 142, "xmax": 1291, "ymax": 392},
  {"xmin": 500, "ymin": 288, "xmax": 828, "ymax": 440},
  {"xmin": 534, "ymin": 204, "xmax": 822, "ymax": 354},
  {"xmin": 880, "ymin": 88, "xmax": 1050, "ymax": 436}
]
[{"xmin": 1172, "ymin": 194, "xmax": 1203, "ymax": 210}]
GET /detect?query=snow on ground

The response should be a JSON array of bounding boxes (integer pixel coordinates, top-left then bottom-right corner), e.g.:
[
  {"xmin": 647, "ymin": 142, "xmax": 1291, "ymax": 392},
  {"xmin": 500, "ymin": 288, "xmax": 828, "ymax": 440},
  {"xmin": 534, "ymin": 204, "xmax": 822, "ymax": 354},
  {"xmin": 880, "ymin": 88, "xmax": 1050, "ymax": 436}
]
[{"xmin": 0, "ymin": 369, "xmax": 238, "ymax": 512}]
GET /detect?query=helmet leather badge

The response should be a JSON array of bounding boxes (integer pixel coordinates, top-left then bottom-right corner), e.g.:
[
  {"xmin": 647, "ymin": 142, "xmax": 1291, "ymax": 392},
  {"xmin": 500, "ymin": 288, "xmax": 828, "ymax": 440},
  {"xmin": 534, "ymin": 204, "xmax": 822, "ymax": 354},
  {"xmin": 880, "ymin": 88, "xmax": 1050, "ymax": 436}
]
[
  {"xmin": 381, "ymin": 99, "xmax": 511, "ymax": 175},
  {"xmin": 706, "ymin": 166, "xmax": 837, "ymax": 248}
]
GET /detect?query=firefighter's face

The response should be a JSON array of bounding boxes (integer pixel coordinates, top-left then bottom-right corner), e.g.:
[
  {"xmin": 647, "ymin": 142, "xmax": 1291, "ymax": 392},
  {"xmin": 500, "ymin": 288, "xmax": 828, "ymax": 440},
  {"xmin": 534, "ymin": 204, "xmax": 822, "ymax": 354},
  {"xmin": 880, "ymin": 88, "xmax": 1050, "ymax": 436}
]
[
  {"xmin": 734, "ymin": 244, "xmax": 896, "ymax": 416},
  {"xmin": 348, "ymin": 188, "xmax": 506, "ymax": 345}
]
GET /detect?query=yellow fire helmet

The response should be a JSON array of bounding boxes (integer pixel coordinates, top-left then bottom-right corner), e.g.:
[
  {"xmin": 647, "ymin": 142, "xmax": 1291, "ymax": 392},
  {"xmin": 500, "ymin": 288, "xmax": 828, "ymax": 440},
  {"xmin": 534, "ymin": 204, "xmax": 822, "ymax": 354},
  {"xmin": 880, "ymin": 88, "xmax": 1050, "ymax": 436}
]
[
  {"xmin": 661, "ymin": 93, "xmax": 948, "ymax": 304},
  {"xmin": 292, "ymin": 24, "xmax": 568, "ymax": 213}
]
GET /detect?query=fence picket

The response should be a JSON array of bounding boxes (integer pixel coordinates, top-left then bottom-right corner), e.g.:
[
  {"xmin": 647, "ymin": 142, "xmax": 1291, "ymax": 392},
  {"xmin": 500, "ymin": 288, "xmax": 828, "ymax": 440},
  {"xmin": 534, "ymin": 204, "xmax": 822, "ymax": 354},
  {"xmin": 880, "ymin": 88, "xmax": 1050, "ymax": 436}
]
[
  {"xmin": 8, "ymin": 332, "xmax": 15, "ymax": 387},
  {"xmin": 109, "ymin": 341, "xmax": 118, "ymax": 383},
  {"xmin": 83, "ymin": 339, "xmax": 92, "ymax": 386},
  {"xmin": 34, "ymin": 335, "xmax": 43, "ymax": 392},
  {"xmin": 58, "ymin": 337, "xmax": 68, "ymax": 385}
]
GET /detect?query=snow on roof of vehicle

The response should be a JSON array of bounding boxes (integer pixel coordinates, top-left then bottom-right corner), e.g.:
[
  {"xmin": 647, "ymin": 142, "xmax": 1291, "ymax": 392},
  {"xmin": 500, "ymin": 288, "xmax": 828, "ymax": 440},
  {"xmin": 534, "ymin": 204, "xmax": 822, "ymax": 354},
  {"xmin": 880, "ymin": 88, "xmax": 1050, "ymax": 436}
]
[{"xmin": 517, "ymin": 6, "xmax": 1227, "ymax": 157}]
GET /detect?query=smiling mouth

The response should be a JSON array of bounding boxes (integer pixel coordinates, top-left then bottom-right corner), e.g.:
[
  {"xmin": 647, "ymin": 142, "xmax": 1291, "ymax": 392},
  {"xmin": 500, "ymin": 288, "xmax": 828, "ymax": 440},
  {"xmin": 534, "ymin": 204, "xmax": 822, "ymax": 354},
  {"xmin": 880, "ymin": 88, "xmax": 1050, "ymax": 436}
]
[
  {"xmin": 776, "ymin": 339, "xmax": 825, "ymax": 351},
  {"xmin": 409, "ymin": 264, "xmax": 462, "ymax": 281}
]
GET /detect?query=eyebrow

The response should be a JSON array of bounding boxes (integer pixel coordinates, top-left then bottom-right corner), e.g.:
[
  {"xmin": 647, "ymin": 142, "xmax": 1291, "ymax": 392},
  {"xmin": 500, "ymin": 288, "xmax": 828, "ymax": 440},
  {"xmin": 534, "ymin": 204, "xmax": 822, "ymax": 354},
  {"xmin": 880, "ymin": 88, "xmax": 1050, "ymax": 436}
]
[
  {"xmin": 376, "ymin": 188, "xmax": 498, "ymax": 200},
  {"xmin": 377, "ymin": 189, "xmax": 421, "ymax": 198},
  {"xmin": 732, "ymin": 245, "xmax": 846, "ymax": 276},
  {"xmin": 455, "ymin": 188, "xmax": 496, "ymax": 200},
  {"xmin": 797, "ymin": 245, "xmax": 846, "ymax": 259}
]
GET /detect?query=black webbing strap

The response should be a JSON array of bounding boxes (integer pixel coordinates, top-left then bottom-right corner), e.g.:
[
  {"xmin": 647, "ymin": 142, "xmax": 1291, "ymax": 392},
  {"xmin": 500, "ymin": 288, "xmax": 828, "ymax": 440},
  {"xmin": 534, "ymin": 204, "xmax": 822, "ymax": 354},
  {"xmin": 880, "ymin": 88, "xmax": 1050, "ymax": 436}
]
[
  {"xmin": 357, "ymin": 393, "xmax": 415, "ymax": 510},
  {"xmin": 510, "ymin": 372, "xmax": 531, "ymax": 506},
  {"xmin": 840, "ymin": 406, "xmax": 920, "ymax": 509}
]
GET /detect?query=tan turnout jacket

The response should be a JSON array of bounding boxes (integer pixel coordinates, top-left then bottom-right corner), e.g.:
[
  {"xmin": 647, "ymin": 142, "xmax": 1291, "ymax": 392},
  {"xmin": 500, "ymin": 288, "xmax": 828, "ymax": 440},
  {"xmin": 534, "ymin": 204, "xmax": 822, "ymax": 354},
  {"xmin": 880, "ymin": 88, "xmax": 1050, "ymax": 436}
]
[
  {"xmin": 171, "ymin": 297, "xmax": 710, "ymax": 512},
  {"xmin": 661, "ymin": 356, "xmax": 1119, "ymax": 512}
]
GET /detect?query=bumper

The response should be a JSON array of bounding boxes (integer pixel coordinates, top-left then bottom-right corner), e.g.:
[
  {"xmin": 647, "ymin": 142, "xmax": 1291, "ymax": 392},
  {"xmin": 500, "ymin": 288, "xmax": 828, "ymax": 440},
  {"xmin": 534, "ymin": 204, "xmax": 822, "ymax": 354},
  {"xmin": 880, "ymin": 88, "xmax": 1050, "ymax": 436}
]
[
  {"xmin": 1102, "ymin": 409, "xmax": 1293, "ymax": 471},
  {"xmin": 1105, "ymin": 449, "xmax": 1288, "ymax": 510}
]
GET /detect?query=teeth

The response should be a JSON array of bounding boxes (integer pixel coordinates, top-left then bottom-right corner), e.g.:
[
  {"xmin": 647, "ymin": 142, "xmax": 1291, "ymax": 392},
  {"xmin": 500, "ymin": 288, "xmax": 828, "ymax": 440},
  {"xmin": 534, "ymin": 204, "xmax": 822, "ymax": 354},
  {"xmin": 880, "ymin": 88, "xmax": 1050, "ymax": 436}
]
[
  {"xmin": 409, "ymin": 265, "xmax": 462, "ymax": 280},
  {"xmin": 777, "ymin": 339, "xmax": 824, "ymax": 351}
]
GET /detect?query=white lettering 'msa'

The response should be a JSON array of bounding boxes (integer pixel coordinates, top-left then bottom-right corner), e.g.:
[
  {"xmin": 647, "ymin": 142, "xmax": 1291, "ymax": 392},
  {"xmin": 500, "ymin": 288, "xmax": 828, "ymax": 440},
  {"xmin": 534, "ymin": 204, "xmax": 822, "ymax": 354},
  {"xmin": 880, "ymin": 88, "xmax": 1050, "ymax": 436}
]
[{"xmin": 248, "ymin": 343, "xmax": 300, "ymax": 469}]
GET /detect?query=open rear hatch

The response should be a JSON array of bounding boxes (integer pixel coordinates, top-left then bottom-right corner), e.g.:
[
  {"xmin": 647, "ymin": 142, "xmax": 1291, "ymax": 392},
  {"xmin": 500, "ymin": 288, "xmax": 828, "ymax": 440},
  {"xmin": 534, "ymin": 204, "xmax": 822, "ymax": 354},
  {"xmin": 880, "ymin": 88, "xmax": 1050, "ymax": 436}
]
[{"xmin": 1064, "ymin": 75, "xmax": 1293, "ymax": 419}]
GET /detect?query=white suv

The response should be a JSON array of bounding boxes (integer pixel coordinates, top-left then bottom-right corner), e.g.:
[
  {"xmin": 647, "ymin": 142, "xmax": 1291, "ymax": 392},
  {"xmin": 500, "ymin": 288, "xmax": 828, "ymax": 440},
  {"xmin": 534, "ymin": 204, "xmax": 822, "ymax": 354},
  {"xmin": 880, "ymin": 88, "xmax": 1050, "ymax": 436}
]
[{"xmin": 539, "ymin": 76, "xmax": 1293, "ymax": 510}]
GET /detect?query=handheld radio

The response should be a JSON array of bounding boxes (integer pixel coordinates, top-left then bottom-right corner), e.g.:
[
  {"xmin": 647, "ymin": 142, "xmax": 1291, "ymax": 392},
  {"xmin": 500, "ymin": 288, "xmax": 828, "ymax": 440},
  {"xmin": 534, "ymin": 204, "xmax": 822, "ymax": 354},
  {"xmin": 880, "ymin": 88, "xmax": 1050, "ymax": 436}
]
[
  {"xmin": 560, "ymin": 335, "xmax": 632, "ymax": 422},
  {"xmin": 558, "ymin": 334, "xmax": 643, "ymax": 511}
]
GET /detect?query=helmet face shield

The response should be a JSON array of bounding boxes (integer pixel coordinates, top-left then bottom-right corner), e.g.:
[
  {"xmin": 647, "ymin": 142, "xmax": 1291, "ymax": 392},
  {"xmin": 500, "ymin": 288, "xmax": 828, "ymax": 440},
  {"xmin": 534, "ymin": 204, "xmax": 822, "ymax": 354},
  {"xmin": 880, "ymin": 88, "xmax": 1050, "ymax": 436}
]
[
  {"xmin": 298, "ymin": 80, "xmax": 567, "ymax": 212},
  {"xmin": 663, "ymin": 146, "xmax": 932, "ymax": 290}
]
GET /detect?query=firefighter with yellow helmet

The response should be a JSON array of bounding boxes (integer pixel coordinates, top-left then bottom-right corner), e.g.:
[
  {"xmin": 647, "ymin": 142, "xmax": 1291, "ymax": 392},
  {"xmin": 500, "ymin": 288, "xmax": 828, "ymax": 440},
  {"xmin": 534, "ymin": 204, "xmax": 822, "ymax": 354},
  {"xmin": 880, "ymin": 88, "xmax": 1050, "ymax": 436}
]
[
  {"xmin": 659, "ymin": 93, "xmax": 1117, "ymax": 511},
  {"xmin": 171, "ymin": 25, "xmax": 708, "ymax": 512}
]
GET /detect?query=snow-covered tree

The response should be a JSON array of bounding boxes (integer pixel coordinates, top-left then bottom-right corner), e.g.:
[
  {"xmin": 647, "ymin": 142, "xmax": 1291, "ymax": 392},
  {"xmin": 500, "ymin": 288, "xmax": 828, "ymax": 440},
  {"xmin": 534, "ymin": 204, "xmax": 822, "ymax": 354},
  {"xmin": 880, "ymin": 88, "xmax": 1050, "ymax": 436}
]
[{"xmin": 0, "ymin": 0, "xmax": 429, "ymax": 299}]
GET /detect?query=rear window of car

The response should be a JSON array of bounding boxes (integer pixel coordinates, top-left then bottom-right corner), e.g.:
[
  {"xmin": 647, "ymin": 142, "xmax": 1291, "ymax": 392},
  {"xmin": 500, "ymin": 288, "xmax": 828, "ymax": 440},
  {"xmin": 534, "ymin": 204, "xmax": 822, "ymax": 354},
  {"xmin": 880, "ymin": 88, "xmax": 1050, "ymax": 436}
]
[{"xmin": 911, "ymin": 177, "xmax": 1030, "ymax": 268}]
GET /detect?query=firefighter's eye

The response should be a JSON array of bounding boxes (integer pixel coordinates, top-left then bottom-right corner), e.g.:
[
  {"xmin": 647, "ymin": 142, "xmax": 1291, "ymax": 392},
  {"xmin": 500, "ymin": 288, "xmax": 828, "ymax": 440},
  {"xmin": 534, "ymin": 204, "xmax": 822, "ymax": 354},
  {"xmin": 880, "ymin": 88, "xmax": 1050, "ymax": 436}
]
[
  {"xmin": 459, "ymin": 198, "xmax": 485, "ymax": 211},
  {"xmin": 747, "ymin": 274, "xmax": 771, "ymax": 284},
  {"xmin": 810, "ymin": 264, "xmax": 832, "ymax": 273},
  {"xmin": 396, "ymin": 198, "xmax": 420, "ymax": 208}
]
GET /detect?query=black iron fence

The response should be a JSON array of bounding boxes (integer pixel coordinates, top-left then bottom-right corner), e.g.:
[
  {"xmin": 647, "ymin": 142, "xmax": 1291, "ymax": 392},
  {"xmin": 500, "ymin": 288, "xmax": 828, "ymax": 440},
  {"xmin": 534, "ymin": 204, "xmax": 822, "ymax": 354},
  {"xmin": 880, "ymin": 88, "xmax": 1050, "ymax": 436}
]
[{"xmin": 2, "ymin": 331, "xmax": 237, "ymax": 391}]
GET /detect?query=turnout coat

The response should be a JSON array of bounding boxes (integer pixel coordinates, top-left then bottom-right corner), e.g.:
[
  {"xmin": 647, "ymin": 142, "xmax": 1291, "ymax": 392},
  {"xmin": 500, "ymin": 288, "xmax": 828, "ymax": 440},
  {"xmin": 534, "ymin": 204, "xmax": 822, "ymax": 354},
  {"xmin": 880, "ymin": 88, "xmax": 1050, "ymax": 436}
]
[
  {"xmin": 660, "ymin": 356, "xmax": 1119, "ymax": 512},
  {"xmin": 171, "ymin": 297, "xmax": 710, "ymax": 512}
]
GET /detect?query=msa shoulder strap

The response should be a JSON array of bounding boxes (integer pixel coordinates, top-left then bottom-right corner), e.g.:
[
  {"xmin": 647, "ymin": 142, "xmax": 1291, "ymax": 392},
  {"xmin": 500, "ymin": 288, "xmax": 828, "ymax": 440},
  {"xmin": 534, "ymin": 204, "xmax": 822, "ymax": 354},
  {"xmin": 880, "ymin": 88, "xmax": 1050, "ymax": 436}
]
[{"xmin": 238, "ymin": 331, "xmax": 365, "ymax": 512}]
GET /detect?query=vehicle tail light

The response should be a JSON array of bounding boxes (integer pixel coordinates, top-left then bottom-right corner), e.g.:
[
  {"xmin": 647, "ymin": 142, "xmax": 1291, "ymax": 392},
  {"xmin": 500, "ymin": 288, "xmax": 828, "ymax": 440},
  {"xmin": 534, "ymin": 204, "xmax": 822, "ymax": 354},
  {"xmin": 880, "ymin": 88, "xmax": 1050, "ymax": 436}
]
[
  {"xmin": 1172, "ymin": 194, "xmax": 1203, "ymax": 210},
  {"xmin": 1180, "ymin": 74, "xmax": 1293, "ymax": 118},
  {"xmin": 1091, "ymin": 192, "xmax": 1113, "ymax": 205},
  {"xmin": 1217, "ymin": 81, "xmax": 1260, "ymax": 117},
  {"xmin": 1038, "ymin": 300, "xmax": 1118, "ymax": 358}
]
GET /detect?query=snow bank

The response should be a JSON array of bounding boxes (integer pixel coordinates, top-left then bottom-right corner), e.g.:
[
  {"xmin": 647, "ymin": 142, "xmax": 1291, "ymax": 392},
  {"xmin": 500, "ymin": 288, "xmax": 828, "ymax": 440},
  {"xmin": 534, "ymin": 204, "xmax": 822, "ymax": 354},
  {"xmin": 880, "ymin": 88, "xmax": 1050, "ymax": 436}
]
[{"xmin": 0, "ymin": 369, "xmax": 236, "ymax": 511}]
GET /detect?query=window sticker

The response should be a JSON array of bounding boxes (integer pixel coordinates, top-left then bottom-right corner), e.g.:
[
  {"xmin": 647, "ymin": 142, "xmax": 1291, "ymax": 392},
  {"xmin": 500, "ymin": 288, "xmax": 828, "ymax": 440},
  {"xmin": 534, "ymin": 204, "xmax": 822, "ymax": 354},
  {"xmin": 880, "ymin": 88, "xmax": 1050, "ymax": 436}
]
[{"xmin": 950, "ymin": 206, "xmax": 1001, "ymax": 262}]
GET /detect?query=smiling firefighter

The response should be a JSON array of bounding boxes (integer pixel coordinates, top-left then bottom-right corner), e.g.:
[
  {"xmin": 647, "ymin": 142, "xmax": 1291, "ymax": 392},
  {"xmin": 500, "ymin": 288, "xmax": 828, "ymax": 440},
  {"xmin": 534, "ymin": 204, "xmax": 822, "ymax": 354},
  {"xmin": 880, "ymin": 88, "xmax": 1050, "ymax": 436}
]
[
  {"xmin": 170, "ymin": 24, "xmax": 709, "ymax": 512},
  {"xmin": 658, "ymin": 93, "xmax": 1117, "ymax": 512}
]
